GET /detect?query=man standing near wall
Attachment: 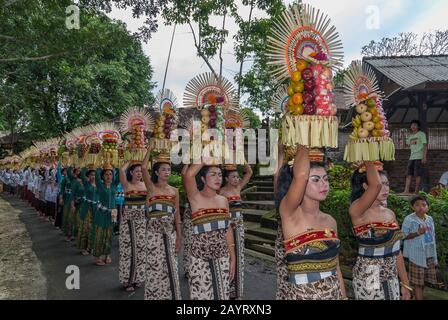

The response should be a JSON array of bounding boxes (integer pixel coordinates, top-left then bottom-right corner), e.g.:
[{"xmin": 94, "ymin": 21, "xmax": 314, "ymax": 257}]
[{"xmin": 401, "ymin": 120, "xmax": 428, "ymax": 195}]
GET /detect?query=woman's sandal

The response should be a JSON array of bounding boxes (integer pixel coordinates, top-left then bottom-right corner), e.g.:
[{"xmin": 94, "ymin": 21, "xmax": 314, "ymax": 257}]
[
  {"xmin": 94, "ymin": 259, "xmax": 106, "ymax": 266},
  {"xmin": 125, "ymin": 285, "xmax": 135, "ymax": 292},
  {"xmin": 81, "ymin": 250, "xmax": 90, "ymax": 256},
  {"xmin": 105, "ymin": 256, "xmax": 112, "ymax": 264}
]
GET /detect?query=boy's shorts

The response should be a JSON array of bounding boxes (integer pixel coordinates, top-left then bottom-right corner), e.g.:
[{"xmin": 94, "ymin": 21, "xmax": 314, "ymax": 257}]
[{"xmin": 409, "ymin": 257, "xmax": 437, "ymax": 286}]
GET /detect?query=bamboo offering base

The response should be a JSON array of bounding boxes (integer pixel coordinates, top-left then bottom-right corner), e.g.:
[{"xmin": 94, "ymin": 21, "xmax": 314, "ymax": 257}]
[
  {"xmin": 281, "ymin": 115, "xmax": 339, "ymax": 148},
  {"xmin": 124, "ymin": 149, "xmax": 147, "ymax": 162},
  {"xmin": 150, "ymin": 138, "xmax": 175, "ymax": 153},
  {"xmin": 344, "ymin": 137, "xmax": 395, "ymax": 162}
]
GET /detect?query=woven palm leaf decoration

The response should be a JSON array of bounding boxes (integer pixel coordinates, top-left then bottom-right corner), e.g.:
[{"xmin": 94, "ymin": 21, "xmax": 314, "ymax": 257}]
[
  {"xmin": 94, "ymin": 122, "xmax": 121, "ymax": 167},
  {"xmin": 267, "ymin": 3, "xmax": 344, "ymax": 82},
  {"xmin": 154, "ymin": 88, "xmax": 178, "ymax": 113},
  {"xmin": 272, "ymin": 85, "xmax": 290, "ymax": 114},
  {"xmin": 343, "ymin": 60, "xmax": 381, "ymax": 107},
  {"xmin": 183, "ymin": 72, "xmax": 238, "ymax": 112},
  {"xmin": 183, "ymin": 73, "xmax": 240, "ymax": 165},
  {"xmin": 62, "ymin": 129, "xmax": 80, "ymax": 166},
  {"xmin": 267, "ymin": 3, "xmax": 343, "ymax": 149},
  {"xmin": 343, "ymin": 60, "xmax": 394, "ymax": 163},
  {"xmin": 80, "ymin": 125, "xmax": 100, "ymax": 167},
  {"xmin": 151, "ymin": 89, "xmax": 179, "ymax": 155},
  {"xmin": 119, "ymin": 107, "xmax": 154, "ymax": 161}
]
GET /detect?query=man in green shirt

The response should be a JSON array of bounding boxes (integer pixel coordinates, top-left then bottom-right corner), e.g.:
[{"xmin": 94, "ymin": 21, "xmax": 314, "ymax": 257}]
[{"xmin": 402, "ymin": 120, "xmax": 428, "ymax": 195}]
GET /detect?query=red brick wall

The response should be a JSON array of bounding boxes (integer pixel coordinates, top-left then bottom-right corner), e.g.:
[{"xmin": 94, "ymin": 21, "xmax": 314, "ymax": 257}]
[{"xmin": 384, "ymin": 149, "xmax": 448, "ymax": 192}]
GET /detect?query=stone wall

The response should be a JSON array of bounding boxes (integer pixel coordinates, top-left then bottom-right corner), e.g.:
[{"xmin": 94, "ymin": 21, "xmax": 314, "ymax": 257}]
[{"xmin": 384, "ymin": 149, "xmax": 448, "ymax": 192}]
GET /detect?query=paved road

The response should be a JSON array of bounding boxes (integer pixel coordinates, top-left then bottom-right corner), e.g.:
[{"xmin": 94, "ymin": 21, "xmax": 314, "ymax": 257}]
[{"xmin": 0, "ymin": 193, "xmax": 276, "ymax": 300}]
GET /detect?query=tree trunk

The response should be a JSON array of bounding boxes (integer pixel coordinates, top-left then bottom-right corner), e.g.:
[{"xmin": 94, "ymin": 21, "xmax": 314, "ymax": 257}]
[
  {"xmin": 237, "ymin": 3, "xmax": 254, "ymax": 100},
  {"xmin": 219, "ymin": 9, "xmax": 227, "ymax": 79}
]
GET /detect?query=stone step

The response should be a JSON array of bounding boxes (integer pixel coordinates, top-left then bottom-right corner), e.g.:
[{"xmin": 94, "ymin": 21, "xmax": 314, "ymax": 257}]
[
  {"xmin": 251, "ymin": 176, "xmax": 274, "ymax": 182},
  {"xmin": 256, "ymin": 186, "xmax": 274, "ymax": 192},
  {"xmin": 260, "ymin": 213, "xmax": 279, "ymax": 230},
  {"xmin": 249, "ymin": 180, "xmax": 273, "ymax": 187},
  {"xmin": 242, "ymin": 209, "xmax": 269, "ymax": 223},
  {"xmin": 242, "ymin": 200, "xmax": 275, "ymax": 211},
  {"xmin": 245, "ymin": 224, "xmax": 277, "ymax": 241},
  {"xmin": 245, "ymin": 233, "xmax": 275, "ymax": 246},
  {"xmin": 245, "ymin": 192, "xmax": 274, "ymax": 201},
  {"xmin": 244, "ymin": 248, "xmax": 276, "ymax": 263},
  {"xmin": 245, "ymin": 243, "xmax": 275, "ymax": 257}
]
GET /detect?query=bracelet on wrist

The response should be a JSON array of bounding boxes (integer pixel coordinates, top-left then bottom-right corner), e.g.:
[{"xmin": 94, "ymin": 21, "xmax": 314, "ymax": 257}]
[{"xmin": 400, "ymin": 282, "xmax": 414, "ymax": 292}]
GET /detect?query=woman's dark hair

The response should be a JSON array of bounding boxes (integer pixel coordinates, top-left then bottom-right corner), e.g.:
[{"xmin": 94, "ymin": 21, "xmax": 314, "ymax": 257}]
[
  {"xmin": 72, "ymin": 168, "xmax": 80, "ymax": 178},
  {"xmin": 151, "ymin": 162, "xmax": 170, "ymax": 183},
  {"xmin": 196, "ymin": 165, "xmax": 221, "ymax": 191},
  {"xmin": 411, "ymin": 195, "xmax": 429, "ymax": 206},
  {"xmin": 101, "ymin": 169, "xmax": 114, "ymax": 180},
  {"xmin": 222, "ymin": 169, "xmax": 238, "ymax": 188},
  {"xmin": 61, "ymin": 168, "xmax": 67, "ymax": 175},
  {"xmin": 87, "ymin": 170, "xmax": 96, "ymax": 177},
  {"xmin": 275, "ymin": 162, "xmax": 326, "ymax": 209},
  {"xmin": 350, "ymin": 170, "xmax": 388, "ymax": 203},
  {"xmin": 126, "ymin": 164, "xmax": 141, "ymax": 182}
]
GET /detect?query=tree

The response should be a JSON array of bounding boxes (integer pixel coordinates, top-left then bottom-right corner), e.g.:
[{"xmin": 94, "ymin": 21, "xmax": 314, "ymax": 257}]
[
  {"xmin": 241, "ymin": 107, "xmax": 261, "ymax": 129},
  {"xmin": 362, "ymin": 30, "xmax": 448, "ymax": 57},
  {"xmin": 82, "ymin": 1, "xmax": 286, "ymax": 115},
  {"xmin": 333, "ymin": 68, "xmax": 347, "ymax": 88},
  {"xmin": 0, "ymin": 0, "xmax": 154, "ymax": 150},
  {"xmin": 232, "ymin": 0, "xmax": 284, "ymax": 99}
]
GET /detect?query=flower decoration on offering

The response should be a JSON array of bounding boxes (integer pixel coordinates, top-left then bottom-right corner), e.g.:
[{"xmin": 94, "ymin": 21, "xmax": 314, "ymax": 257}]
[
  {"xmin": 95, "ymin": 122, "xmax": 121, "ymax": 167},
  {"xmin": 151, "ymin": 89, "xmax": 179, "ymax": 152},
  {"xmin": 267, "ymin": 3, "xmax": 343, "ymax": 149},
  {"xmin": 343, "ymin": 60, "xmax": 394, "ymax": 162},
  {"xmin": 119, "ymin": 107, "xmax": 154, "ymax": 161},
  {"xmin": 183, "ymin": 73, "xmax": 239, "ymax": 163}
]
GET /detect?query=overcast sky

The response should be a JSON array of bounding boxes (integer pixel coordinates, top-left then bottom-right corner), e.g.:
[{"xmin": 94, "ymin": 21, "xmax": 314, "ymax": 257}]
[{"xmin": 107, "ymin": 0, "xmax": 448, "ymax": 108}]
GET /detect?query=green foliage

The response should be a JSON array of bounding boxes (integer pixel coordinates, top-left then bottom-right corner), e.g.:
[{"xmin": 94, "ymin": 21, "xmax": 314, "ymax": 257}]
[
  {"xmin": 241, "ymin": 107, "xmax": 261, "ymax": 129},
  {"xmin": 0, "ymin": 0, "xmax": 154, "ymax": 150},
  {"xmin": 426, "ymin": 190, "xmax": 448, "ymax": 285},
  {"xmin": 327, "ymin": 165, "xmax": 352, "ymax": 190},
  {"xmin": 168, "ymin": 172, "xmax": 185, "ymax": 207},
  {"xmin": 333, "ymin": 68, "xmax": 347, "ymax": 88}
]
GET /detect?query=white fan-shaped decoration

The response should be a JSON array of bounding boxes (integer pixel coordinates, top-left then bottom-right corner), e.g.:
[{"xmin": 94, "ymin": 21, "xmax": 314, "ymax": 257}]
[
  {"xmin": 153, "ymin": 88, "xmax": 178, "ymax": 113},
  {"xmin": 343, "ymin": 60, "xmax": 383, "ymax": 107},
  {"xmin": 224, "ymin": 109, "xmax": 251, "ymax": 129},
  {"xmin": 267, "ymin": 3, "xmax": 344, "ymax": 81},
  {"xmin": 119, "ymin": 107, "xmax": 154, "ymax": 133},
  {"xmin": 272, "ymin": 85, "xmax": 289, "ymax": 114},
  {"xmin": 183, "ymin": 72, "xmax": 238, "ymax": 111},
  {"xmin": 94, "ymin": 122, "xmax": 122, "ymax": 142}
]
